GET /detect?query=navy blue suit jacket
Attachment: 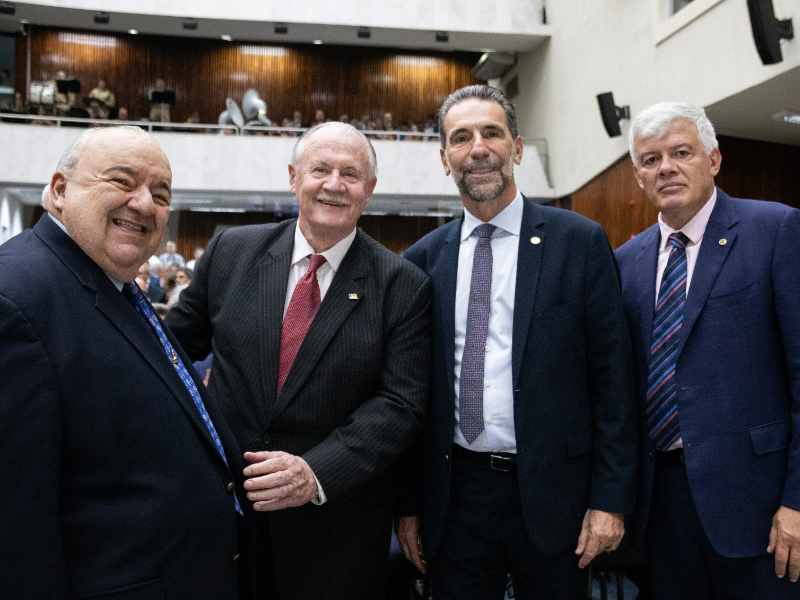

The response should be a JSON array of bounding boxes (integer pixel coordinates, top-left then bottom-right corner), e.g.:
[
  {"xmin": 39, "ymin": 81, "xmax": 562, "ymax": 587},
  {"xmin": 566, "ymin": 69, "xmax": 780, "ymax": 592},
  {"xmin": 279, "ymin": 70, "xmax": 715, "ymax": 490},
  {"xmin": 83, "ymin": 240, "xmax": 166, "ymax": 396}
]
[
  {"xmin": 615, "ymin": 189, "xmax": 800, "ymax": 557},
  {"xmin": 0, "ymin": 215, "xmax": 251, "ymax": 599},
  {"xmin": 398, "ymin": 195, "xmax": 638, "ymax": 559}
]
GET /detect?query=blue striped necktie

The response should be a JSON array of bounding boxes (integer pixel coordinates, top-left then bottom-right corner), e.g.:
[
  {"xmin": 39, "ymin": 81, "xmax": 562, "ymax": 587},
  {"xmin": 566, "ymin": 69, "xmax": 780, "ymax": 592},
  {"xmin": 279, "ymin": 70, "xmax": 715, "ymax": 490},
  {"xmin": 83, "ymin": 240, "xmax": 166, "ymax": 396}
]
[
  {"xmin": 122, "ymin": 282, "xmax": 243, "ymax": 515},
  {"xmin": 459, "ymin": 223, "xmax": 496, "ymax": 444},
  {"xmin": 646, "ymin": 232, "xmax": 690, "ymax": 451}
]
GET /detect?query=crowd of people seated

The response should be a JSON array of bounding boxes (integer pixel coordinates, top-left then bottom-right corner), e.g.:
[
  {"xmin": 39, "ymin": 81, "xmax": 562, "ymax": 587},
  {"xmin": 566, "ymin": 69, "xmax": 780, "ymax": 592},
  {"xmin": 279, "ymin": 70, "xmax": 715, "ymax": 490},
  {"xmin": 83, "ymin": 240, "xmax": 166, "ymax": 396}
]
[{"xmin": 1, "ymin": 72, "xmax": 439, "ymax": 138}]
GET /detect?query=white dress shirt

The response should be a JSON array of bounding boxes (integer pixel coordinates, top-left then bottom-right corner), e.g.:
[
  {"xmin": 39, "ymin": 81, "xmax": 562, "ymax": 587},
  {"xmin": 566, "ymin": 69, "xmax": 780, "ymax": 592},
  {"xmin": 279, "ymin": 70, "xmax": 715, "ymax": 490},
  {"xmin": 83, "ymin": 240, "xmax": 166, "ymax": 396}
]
[
  {"xmin": 283, "ymin": 222, "xmax": 357, "ymax": 503},
  {"xmin": 654, "ymin": 188, "xmax": 717, "ymax": 450},
  {"xmin": 453, "ymin": 192, "xmax": 522, "ymax": 453},
  {"xmin": 283, "ymin": 223, "xmax": 356, "ymax": 317}
]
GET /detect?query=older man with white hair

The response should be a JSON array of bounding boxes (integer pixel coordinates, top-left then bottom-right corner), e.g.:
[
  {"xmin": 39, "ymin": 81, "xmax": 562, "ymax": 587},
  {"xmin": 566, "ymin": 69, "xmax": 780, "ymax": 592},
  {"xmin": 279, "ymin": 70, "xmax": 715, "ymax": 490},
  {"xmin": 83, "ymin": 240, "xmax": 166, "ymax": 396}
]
[
  {"xmin": 0, "ymin": 126, "xmax": 251, "ymax": 599},
  {"xmin": 616, "ymin": 102, "xmax": 800, "ymax": 598},
  {"xmin": 167, "ymin": 121, "xmax": 432, "ymax": 600}
]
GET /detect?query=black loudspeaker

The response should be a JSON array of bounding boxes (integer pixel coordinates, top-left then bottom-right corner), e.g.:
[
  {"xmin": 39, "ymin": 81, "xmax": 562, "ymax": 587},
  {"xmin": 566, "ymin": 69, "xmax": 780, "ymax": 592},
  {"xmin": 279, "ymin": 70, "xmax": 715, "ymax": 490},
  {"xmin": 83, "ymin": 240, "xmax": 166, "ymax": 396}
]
[
  {"xmin": 747, "ymin": 0, "xmax": 794, "ymax": 65},
  {"xmin": 597, "ymin": 92, "xmax": 630, "ymax": 138}
]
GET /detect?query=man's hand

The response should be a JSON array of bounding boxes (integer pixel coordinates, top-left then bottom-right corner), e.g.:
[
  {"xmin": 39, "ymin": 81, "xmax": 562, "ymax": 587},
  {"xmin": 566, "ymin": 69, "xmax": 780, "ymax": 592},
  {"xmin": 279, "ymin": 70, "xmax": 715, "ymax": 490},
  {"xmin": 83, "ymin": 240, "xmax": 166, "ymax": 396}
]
[
  {"xmin": 396, "ymin": 516, "xmax": 426, "ymax": 573},
  {"xmin": 575, "ymin": 509, "xmax": 624, "ymax": 569},
  {"xmin": 243, "ymin": 451, "xmax": 319, "ymax": 511},
  {"xmin": 768, "ymin": 505, "xmax": 800, "ymax": 582}
]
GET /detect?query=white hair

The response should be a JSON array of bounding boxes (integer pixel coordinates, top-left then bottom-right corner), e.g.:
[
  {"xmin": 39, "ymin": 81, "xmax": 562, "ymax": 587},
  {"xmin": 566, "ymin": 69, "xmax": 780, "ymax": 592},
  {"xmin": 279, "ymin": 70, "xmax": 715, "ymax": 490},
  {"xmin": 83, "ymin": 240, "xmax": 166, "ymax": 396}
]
[
  {"xmin": 291, "ymin": 121, "xmax": 377, "ymax": 180},
  {"xmin": 56, "ymin": 125, "xmax": 162, "ymax": 177},
  {"xmin": 629, "ymin": 102, "xmax": 718, "ymax": 165}
]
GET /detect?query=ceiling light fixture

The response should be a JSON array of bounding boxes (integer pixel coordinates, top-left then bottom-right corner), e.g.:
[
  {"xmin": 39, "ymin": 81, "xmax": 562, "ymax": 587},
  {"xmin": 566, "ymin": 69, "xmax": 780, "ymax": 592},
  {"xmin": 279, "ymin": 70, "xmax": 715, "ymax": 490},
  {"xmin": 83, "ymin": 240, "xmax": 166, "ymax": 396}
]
[
  {"xmin": 93, "ymin": 12, "xmax": 110, "ymax": 25},
  {"xmin": 274, "ymin": 23, "xmax": 288, "ymax": 34},
  {"xmin": 435, "ymin": 31, "xmax": 449, "ymax": 43},
  {"xmin": 183, "ymin": 19, "xmax": 197, "ymax": 30},
  {"xmin": 221, "ymin": 34, "xmax": 233, "ymax": 41},
  {"xmin": 128, "ymin": 29, "xmax": 138, "ymax": 35},
  {"xmin": 313, "ymin": 39, "xmax": 323, "ymax": 44},
  {"xmin": 0, "ymin": 2, "xmax": 15, "ymax": 16},
  {"xmin": 357, "ymin": 27, "xmax": 371, "ymax": 39}
]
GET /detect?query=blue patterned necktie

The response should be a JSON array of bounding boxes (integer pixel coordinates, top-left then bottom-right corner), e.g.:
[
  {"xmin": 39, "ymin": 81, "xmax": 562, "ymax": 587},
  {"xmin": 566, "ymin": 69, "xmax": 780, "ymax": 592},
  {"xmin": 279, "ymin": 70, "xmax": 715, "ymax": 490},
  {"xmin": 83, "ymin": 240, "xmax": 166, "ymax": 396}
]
[
  {"xmin": 122, "ymin": 282, "xmax": 242, "ymax": 515},
  {"xmin": 459, "ymin": 223, "xmax": 496, "ymax": 444},
  {"xmin": 646, "ymin": 232, "xmax": 690, "ymax": 451}
]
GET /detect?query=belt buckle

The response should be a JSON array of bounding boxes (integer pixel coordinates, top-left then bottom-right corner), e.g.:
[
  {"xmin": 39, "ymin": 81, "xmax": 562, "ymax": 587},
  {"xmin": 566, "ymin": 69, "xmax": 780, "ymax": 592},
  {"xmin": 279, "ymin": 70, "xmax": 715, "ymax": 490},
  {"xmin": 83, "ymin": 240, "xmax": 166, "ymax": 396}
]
[{"xmin": 489, "ymin": 454, "xmax": 514, "ymax": 472}]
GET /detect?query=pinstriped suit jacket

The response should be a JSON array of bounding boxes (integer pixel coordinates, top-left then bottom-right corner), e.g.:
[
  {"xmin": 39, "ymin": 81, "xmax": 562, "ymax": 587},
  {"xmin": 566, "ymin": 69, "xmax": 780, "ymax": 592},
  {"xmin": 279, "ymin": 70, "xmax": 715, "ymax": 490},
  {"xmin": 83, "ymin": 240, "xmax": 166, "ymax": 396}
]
[{"xmin": 166, "ymin": 219, "xmax": 432, "ymax": 598}]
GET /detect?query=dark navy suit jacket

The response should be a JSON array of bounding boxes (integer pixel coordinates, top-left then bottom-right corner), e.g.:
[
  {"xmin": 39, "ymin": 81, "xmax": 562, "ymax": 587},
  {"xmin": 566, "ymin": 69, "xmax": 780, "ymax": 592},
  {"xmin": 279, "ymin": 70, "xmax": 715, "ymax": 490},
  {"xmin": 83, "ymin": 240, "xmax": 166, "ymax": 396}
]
[
  {"xmin": 397, "ymin": 195, "xmax": 638, "ymax": 559},
  {"xmin": 0, "ymin": 215, "xmax": 251, "ymax": 599},
  {"xmin": 615, "ymin": 189, "xmax": 800, "ymax": 557}
]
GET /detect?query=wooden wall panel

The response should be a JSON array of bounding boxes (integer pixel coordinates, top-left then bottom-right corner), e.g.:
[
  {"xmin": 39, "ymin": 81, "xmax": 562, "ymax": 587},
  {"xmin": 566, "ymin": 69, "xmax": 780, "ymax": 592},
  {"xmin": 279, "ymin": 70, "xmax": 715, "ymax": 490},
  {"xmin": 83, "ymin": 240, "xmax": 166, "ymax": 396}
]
[
  {"xmin": 14, "ymin": 26, "xmax": 482, "ymax": 125},
  {"xmin": 175, "ymin": 211, "xmax": 444, "ymax": 261},
  {"xmin": 570, "ymin": 156, "xmax": 657, "ymax": 250},
  {"xmin": 568, "ymin": 135, "xmax": 800, "ymax": 250}
]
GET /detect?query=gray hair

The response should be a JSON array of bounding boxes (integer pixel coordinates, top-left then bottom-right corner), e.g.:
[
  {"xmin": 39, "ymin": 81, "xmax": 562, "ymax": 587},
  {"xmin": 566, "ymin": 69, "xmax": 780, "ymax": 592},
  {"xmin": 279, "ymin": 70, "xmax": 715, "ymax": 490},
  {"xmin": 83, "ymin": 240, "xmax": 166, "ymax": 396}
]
[
  {"xmin": 291, "ymin": 121, "xmax": 377, "ymax": 180},
  {"xmin": 438, "ymin": 85, "xmax": 519, "ymax": 149},
  {"xmin": 629, "ymin": 102, "xmax": 718, "ymax": 165},
  {"xmin": 56, "ymin": 125, "xmax": 161, "ymax": 178}
]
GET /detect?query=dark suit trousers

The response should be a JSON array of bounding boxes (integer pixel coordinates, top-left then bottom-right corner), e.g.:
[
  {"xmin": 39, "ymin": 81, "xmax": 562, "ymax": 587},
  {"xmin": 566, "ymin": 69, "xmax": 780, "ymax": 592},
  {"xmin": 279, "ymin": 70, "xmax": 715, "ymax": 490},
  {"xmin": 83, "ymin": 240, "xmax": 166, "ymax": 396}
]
[
  {"xmin": 646, "ymin": 451, "xmax": 796, "ymax": 600},
  {"xmin": 430, "ymin": 450, "xmax": 587, "ymax": 600}
]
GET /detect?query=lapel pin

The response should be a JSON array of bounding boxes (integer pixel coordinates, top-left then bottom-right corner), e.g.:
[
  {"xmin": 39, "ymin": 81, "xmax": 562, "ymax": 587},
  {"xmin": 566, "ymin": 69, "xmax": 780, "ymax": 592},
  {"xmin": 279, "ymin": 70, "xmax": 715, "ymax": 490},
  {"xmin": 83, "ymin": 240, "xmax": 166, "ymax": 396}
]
[
  {"xmin": 531, "ymin": 237, "xmax": 541, "ymax": 245},
  {"xmin": 719, "ymin": 239, "xmax": 727, "ymax": 246},
  {"xmin": 349, "ymin": 293, "xmax": 359, "ymax": 300}
]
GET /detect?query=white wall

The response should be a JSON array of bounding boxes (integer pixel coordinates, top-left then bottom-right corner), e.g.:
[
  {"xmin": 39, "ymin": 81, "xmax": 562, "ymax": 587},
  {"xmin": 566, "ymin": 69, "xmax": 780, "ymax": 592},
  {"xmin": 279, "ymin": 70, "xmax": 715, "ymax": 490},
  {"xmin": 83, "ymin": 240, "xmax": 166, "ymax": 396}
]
[
  {"xmin": 0, "ymin": 192, "xmax": 24, "ymax": 244},
  {"xmin": 511, "ymin": 0, "xmax": 800, "ymax": 196},
  {"xmin": 0, "ymin": 123, "xmax": 553, "ymax": 208}
]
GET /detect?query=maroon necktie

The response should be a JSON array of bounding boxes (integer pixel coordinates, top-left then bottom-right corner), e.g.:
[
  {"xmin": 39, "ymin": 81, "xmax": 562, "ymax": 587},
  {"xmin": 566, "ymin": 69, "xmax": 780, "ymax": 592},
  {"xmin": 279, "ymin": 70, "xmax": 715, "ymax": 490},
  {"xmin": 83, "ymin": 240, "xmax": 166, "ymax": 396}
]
[{"xmin": 277, "ymin": 254, "xmax": 326, "ymax": 394}]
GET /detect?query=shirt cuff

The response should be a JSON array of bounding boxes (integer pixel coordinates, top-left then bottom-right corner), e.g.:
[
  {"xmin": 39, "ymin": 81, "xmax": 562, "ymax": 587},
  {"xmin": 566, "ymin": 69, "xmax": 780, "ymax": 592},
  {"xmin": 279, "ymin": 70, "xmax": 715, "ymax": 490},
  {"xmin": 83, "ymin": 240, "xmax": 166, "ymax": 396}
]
[{"xmin": 311, "ymin": 471, "xmax": 327, "ymax": 505}]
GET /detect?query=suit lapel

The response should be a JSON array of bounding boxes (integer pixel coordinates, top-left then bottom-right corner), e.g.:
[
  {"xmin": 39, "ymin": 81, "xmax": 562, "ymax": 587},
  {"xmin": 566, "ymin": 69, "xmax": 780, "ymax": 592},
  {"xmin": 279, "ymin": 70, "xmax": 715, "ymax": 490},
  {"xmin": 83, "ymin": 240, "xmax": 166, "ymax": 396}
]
[
  {"xmin": 266, "ymin": 231, "xmax": 367, "ymax": 425},
  {"xmin": 431, "ymin": 221, "xmax": 461, "ymax": 398},
  {"xmin": 257, "ymin": 224, "xmax": 295, "ymax": 414},
  {"xmin": 679, "ymin": 191, "xmax": 738, "ymax": 352},
  {"xmin": 512, "ymin": 198, "xmax": 544, "ymax": 387},
  {"xmin": 633, "ymin": 226, "xmax": 661, "ymax": 353}
]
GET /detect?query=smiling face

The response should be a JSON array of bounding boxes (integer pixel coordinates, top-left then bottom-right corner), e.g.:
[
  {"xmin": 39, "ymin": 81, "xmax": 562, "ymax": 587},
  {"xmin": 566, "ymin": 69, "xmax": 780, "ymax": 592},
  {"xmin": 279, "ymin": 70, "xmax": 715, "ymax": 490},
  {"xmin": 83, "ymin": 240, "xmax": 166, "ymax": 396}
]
[
  {"xmin": 634, "ymin": 118, "xmax": 721, "ymax": 230},
  {"xmin": 441, "ymin": 98, "xmax": 523, "ymax": 219},
  {"xmin": 289, "ymin": 127, "xmax": 376, "ymax": 252},
  {"xmin": 50, "ymin": 129, "xmax": 172, "ymax": 282}
]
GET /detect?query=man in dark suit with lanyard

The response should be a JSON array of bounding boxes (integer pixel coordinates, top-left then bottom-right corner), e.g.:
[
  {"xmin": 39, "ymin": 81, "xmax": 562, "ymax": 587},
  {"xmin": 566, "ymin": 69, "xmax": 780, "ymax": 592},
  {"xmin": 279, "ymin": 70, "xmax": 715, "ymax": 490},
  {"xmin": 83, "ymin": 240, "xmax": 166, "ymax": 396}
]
[
  {"xmin": 167, "ymin": 121, "xmax": 432, "ymax": 600},
  {"xmin": 0, "ymin": 126, "xmax": 249, "ymax": 599},
  {"xmin": 616, "ymin": 102, "xmax": 800, "ymax": 598},
  {"xmin": 395, "ymin": 85, "xmax": 638, "ymax": 599}
]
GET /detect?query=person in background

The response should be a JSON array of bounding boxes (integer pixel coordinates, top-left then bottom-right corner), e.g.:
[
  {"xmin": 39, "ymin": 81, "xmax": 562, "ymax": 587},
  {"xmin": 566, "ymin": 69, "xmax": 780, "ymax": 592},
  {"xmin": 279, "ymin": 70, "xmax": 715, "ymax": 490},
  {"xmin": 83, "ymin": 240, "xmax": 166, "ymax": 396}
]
[
  {"xmin": 159, "ymin": 240, "xmax": 185, "ymax": 267},
  {"xmin": 186, "ymin": 247, "xmax": 205, "ymax": 270},
  {"xmin": 88, "ymin": 78, "xmax": 115, "ymax": 119},
  {"xmin": 149, "ymin": 78, "xmax": 171, "ymax": 124}
]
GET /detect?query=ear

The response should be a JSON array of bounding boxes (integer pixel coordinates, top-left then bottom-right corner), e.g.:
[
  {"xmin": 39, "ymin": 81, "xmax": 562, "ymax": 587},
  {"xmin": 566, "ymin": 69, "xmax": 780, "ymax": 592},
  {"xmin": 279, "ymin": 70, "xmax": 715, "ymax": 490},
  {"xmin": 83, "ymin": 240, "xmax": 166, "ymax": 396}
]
[
  {"xmin": 49, "ymin": 171, "xmax": 68, "ymax": 218},
  {"xmin": 709, "ymin": 148, "xmax": 722, "ymax": 178},
  {"xmin": 288, "ymin": 163, "xmax": 298, "ymax": 193},
  {"xmin": 440, "ymin": 148, "xmax": 450, "ymax": 176},
  {"xmin": 513, "ymin": 136, "xmax": 523, "ymax": 165}
]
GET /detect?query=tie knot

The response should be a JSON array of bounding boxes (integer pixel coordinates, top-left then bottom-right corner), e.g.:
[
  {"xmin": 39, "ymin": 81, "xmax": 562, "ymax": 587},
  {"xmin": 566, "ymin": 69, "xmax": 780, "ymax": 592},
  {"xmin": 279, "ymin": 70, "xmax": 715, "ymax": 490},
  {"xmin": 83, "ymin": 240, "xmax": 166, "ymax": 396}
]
[
  {"xmin": 475, "ymin": 223, "xmax": 496, "ymax": 240},
  {"xmin": 307, "ymin": 254, "xmax": 327, "ymax": 274},
  {"xmin": 122, "ymin": 282, "xmax": 143, "ymax": 303},
  {"xmin": 669, "ymin": 232, "xmax": 690, "ymax": 250}
]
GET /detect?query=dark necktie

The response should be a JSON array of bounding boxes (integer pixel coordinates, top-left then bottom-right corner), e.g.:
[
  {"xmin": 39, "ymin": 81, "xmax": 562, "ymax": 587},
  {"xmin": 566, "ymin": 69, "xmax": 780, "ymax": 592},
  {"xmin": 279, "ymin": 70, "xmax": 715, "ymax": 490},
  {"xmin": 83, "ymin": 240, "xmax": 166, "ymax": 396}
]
[
  {"xmin": 459, "ymin": 223, "xmax": 496, "ymax": 445},
  {"xmin": 277, "ymin": 254, "xmax": 327, "ymax": 395},
  {"xmin": 646, "ymin": 232, "xmax": 690, "ymax": 451},
  {"xmin": 122, "ymin": 282, "xmax": 242, "ymax": 515}
]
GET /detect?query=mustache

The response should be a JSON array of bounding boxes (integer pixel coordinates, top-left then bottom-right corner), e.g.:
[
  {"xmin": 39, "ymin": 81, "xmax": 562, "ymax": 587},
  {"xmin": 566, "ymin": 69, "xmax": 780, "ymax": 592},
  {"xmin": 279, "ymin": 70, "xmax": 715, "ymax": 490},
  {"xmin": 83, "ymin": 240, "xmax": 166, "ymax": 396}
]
[
  {"xmin": 462, "ymin": 158, "xmax": 503, "ymax": 173},
  {"xmin": 315, "ymin": 193, "xmax": 351, "ymax": 206}
]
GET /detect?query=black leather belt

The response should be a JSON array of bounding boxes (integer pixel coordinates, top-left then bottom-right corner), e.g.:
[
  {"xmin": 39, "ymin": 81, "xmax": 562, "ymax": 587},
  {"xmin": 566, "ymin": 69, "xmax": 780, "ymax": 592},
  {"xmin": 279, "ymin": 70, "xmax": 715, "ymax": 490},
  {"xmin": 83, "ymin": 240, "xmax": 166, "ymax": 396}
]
[
  {"xmin": 452, "ymin": 445, "xmax": 517, "ymax": 472},
  {"xmin": 656, "ymin": 447, "xmax": 685, "ymax": 466}
]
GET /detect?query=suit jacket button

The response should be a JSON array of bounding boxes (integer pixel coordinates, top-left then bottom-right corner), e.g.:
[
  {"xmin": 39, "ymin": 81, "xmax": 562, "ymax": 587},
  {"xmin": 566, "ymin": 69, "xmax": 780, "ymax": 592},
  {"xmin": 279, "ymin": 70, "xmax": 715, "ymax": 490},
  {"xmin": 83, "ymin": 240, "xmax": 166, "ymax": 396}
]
[
  {"xmin": 233, "ymin": 553, "xmax": 241, "ymax": 562},
  {"xmin": 262, "ymin": 433, "xmax": 271, "ymax": 445},
  {"xmin": 227, "ymin": 482, "xmax": 235, "ymax": 493},
  {"xmin": 445, "ymin": 453, "xmax": 449, "ymax": 464}
]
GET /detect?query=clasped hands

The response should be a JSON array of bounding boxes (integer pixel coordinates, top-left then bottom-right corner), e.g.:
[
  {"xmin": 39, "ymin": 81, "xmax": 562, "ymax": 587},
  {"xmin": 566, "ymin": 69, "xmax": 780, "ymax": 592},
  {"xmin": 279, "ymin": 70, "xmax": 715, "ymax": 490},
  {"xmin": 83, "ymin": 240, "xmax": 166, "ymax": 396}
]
[{"xmin": 242, "ymin": 451, "xmax": 318, "ymax": 511}]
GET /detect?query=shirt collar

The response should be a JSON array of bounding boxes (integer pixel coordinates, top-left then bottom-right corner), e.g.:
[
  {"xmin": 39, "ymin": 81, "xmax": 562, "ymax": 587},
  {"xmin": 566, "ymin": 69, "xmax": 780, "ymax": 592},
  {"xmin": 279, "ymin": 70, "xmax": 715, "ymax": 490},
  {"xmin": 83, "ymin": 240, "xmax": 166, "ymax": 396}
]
[
  {"xmin": 657, "ymin": 187, "xmax": 717, "ymax": 251},
  {"xmin": 291, "ymin": 221, "xmax": 356, "ymax": 273},
  {"xmin": 461, "ymin": 191, "xmax": 523, "ymax": 242}
]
